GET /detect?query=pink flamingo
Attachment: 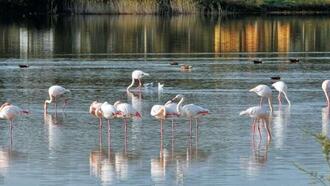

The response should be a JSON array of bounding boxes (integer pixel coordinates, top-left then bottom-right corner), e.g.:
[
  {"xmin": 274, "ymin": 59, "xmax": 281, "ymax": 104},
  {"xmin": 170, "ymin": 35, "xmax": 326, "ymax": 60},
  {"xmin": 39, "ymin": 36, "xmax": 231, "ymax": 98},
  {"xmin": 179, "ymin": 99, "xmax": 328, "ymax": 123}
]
[
  {"xmin": 170, "ymin": 94, "xmax": 209, "ymax": 137},
  {"xmin": 240, "ymin": 106, "xmax": 271, "ymax": 141},
  {"xmin": 0, "ymin": 102, "xmax": 29, "ymax": 139},
  {"xmin": 89, "ymin": 101, "xmax": 103, "ymax": 130},
  {"xmin": 126, "ymin": 70, "xmax": 150, "ymax": 91},
  {"xmin": 44, "ymin": 85, "xmax": 70, "ymax": 113}
]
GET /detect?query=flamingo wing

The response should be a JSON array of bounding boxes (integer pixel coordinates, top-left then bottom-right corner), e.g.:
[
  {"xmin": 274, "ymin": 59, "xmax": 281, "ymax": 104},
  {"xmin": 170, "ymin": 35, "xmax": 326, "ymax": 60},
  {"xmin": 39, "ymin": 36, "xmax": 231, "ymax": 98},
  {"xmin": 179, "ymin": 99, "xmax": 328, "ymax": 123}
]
[
  {"xmin": 182, "ymin": 104, "xmax": 209, "ymax": 118},
  {"xmin": 101, "ymin": 102, "xmax": 117, "ymax": 119}
]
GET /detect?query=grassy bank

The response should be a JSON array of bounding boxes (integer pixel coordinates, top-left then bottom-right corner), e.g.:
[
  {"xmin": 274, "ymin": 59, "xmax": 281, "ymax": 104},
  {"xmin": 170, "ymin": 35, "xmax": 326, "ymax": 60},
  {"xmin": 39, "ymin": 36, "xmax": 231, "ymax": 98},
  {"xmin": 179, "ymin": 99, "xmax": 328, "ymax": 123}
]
[{"xmin": 1, "ymin": 0, "xmax": 330, "ymax": 15}]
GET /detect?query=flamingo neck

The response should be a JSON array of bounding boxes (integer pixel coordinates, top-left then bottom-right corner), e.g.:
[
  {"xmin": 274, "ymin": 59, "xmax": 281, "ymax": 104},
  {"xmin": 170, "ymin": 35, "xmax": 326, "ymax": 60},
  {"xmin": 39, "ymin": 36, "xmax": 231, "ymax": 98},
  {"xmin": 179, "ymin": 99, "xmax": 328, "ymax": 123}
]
[
  {"xmin": 44, "ymin": 100, "xmax": 51, "ymax": 111},
  {"xmin": 283, "ymin": 91, "xmax": 291, "ymax": 105},
  {"xmin": 127, "ymin": 78, "xmax": 135, "ymax": 91},
  {"xmin": 176, "ymin": 97, "xmax": 184, "ymax": 114}
]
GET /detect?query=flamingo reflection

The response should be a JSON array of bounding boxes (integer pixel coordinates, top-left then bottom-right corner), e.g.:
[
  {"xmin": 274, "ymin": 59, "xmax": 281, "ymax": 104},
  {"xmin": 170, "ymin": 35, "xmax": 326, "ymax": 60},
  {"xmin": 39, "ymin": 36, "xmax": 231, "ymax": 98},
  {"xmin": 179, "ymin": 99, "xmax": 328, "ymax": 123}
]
[
  {"xmin": 44, "ymin": 113, "xmax": 65, "ymax": 151},
  {"xmin": 90, "ymin": 125, "xmax": 132, "ymax": 184},
  {"xmin": 240, "ymin": 138, "xmax": 271, "ymax": 177},
  {"xmin": 273, "ymin": 106, "xmax": 290, "ymax": 149},
  {"xmin": 89, "ymin": 132, "xmax": 115, "ymax": 185},
  {"xmin": 150, "ymin": 126, "xmax": 208, "ymax": 185}
]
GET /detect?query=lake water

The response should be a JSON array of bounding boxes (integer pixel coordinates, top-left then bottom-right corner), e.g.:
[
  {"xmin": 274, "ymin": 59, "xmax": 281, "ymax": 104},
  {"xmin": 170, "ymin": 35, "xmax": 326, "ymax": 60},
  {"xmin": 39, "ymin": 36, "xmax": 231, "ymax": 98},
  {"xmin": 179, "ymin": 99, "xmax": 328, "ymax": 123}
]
[{"xmin": 0, "ymin": 15, "xmax": 330, "ymax": 185}]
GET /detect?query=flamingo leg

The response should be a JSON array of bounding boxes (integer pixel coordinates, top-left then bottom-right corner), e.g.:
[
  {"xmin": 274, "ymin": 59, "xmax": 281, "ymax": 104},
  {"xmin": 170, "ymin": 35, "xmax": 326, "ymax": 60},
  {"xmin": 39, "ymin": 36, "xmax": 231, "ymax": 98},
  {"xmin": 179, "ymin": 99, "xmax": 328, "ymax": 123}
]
[
  {"xmin": 251, "ymin": 118, "xmax": 256, "ymax": 133},
  {"xmin": 189, "ymin": 119, "xmax": 192, "ymax": 138},
  {"xmin": 137, "ymin": 79, "xmax": 142, "ymax": 88},
  {"xmin": 195, "ymin": 119, "xmax": 199, "ymax": 143},
  {"xmin": 160, "ymin": 119, "xmax": 164, "ymax": 158},
  {"xmin": 257, "ymin": 119, "xmax": 262, "ymax": 140},
  {"xmin": 278, "ymin": 93, "xmax": 282, "ymax": 105},
  {"xmin": 54, "ymin": 97, "xmax": 57, "ymax": 114},
  {"xmin": 264, "ymin": 118, "xmax": 272, "ymax": 141},
  {"xmin": 9, "ymin": 120, "xmax": 13, "ymax": 140},
  {"xmin": 107, "ymin": 120, "xmax": 111, "ymax": 145},
  {"xmin": 99, "ymin": 118, "xmax": 103, "ymax": 130},
  {"xmin": 171, "ymin": 119, "xmax": 174, "ymax": 139},
  {"xmin": 124, "ymin": 119, "xmax": 128, "ymax": 153}
]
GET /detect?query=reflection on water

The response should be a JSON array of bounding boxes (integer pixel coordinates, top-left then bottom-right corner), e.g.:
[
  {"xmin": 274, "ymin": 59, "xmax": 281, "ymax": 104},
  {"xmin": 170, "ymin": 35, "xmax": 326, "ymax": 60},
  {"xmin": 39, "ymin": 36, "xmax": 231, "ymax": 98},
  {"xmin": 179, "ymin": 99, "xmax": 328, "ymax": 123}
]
[
  {"xmin": 44, "ymin": 113, "xmax": 65, "ymax": 151},
  {"xmin": 90, "ymin": 130, "xmax": 137, "ymax": 185},
  {"xmin": 2, "ymin": 15, "xmax": 330, "ymax": 58},
  {"xmin": 273, "ymin": 106, "xmax": 291, "ymax": 149},
  {"xmin": 241, "ymin": 139, "xmax": 270, "ymax": 178},
  {"xmin": 1, "ymin": 14, "xmax": 330, "ymax": 186}
]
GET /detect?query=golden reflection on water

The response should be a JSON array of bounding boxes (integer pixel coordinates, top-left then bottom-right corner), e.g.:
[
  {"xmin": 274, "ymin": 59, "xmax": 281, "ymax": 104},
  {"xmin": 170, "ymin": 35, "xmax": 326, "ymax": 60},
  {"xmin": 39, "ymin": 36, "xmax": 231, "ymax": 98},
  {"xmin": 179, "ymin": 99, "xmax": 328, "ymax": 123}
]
[{"xmin": 1, "ymin": 16, "xmax": 330, "ymax": 58}]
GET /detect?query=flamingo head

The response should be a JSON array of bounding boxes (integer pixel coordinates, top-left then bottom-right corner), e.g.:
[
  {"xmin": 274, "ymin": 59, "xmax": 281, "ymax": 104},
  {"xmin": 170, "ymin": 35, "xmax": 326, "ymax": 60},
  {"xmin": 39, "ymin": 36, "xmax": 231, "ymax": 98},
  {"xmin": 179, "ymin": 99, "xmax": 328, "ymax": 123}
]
[
  {"xmin": 171, "ymin": 94, "xmax": 184, "ymax": 101},
  {"xmin": 113, "ymin": 101, "xmax": 122, "ymax": 108},
  {"xmin": 142, "ymin": 72, "xmax": 150, "ymax": 77}
]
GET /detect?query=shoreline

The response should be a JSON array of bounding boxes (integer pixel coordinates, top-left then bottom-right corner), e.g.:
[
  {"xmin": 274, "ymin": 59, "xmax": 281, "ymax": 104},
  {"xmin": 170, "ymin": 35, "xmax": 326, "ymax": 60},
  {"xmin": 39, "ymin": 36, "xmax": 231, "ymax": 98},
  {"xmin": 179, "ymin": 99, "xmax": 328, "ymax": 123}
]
[{"xmin": 2, "ymin": 1, "xmax": 330, "ymax": 16}]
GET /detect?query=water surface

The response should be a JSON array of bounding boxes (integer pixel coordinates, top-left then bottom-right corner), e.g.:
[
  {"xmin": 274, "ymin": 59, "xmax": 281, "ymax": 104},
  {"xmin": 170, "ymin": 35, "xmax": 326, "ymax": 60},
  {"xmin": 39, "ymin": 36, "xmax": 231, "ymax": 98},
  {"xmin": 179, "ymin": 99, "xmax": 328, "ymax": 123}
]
[{"xmin": 0, "ymin": 15, "xmax": 329, "ymax": 185}]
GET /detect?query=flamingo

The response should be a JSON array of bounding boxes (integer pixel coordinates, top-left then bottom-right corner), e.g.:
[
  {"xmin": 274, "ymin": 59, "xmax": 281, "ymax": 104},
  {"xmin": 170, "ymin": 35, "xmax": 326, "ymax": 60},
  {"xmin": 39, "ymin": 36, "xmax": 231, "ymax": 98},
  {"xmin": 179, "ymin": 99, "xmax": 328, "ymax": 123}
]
[
  {"xmin": 170, "ymin": 94, "xmax": 209, "ymax": 136},
  {"xmin": 272, "ymin": 81, "xmax": 291, "ymax": 105},
  {"xmin": 150, "ymin": 99, "xmax": 180, "ymax": 136},
  {"xmin": 0, "ymin": 102, "xmax": 29, "ymax": 138},
  {"xmin": 249, "ymin": 84, "xmax": 273, "ymax": 112},
  {"xmin": 44, "ymin": 85, "xmax": 70, "ymax": 113},
  {"xmin": 89, "ymin": 101, "xmax": 103, "ymax": 130},
  {"xmin": 99, "ymin": 102, "xmax": 118, "ymax": 143},
  {"xmin": 322, "ymin": 80, "xmax": 330, "ymax": 106},
  {"xmin": 114, "ymin": 100, "xmax": 141, "ymax": 149},
  {"xmin": 127, "ymin": 70, "xmax": 150, "ymax": 91},
  {"xmin": 240, "ymin": 106, "xmax": 271, "ymax": 141},
  {"xmin": 151, "ymin": 105, "xmax": 166, "ymax": 142}
]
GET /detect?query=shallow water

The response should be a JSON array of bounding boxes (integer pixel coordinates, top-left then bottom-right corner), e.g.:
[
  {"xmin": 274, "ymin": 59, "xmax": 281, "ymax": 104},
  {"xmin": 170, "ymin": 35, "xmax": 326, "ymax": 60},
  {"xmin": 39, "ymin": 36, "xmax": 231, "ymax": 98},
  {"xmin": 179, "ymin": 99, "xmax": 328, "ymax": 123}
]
[{"xmin": 0, "ymin": 15, "xmax": 329, "ymax": 185}]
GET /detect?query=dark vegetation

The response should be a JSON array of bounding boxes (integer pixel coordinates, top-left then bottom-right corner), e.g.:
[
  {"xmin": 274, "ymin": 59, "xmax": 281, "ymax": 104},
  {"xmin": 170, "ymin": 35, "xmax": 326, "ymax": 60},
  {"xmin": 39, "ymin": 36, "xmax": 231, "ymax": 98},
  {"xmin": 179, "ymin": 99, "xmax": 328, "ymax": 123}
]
[{"xmin": 1, "ymin": 0, "xmax": 330, "ymax": 15}]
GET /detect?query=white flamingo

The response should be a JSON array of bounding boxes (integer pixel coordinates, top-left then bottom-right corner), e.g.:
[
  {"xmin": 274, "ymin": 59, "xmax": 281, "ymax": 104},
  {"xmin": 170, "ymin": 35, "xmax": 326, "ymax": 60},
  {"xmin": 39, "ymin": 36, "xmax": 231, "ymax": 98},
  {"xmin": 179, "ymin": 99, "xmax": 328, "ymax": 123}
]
[
  {"xmin": 127, "ymin": 70, "xmax": 150, "ymax": 91},
  {"xmin": 240, "ymin": 106, "xmax": 271, "ymax": 141},
  {"xmin": 114, "ymin": 100, "xmax": 141, "ymax": 132},
  {"xmin": 99, "ymin": 102, "xmax": 118, "ymax": 142},
  {"xmin": 151, "ymin": 99, "xmax": 180, "ymax": 135},
  {"xmin": 151, "ymin": 105, "xmax": 167, "ymax": 138},
  {"xmin": 170, "ymin": 94, "xmax": 209, "ymax": 136},
  {"xmin": 89, "ymin": 101, "xmax": 103, "ymax": 130},
  {"xmin": 0, "ymin": 102, "xmax": 29, "ymax": 138},
  {"xmin": 44, "ymin": 85, "xmax": 70, "ymax": 113},
  {"xmin": 249, "ymin": 84, "xmax": 273, "ymax": 112},
  {"xmin": 272, "ymin": 81, "xmax": 291, "ymax": 105},
  {"xmin": 322, "ymin": 80, "xmax": 330, "ymax": 106}
]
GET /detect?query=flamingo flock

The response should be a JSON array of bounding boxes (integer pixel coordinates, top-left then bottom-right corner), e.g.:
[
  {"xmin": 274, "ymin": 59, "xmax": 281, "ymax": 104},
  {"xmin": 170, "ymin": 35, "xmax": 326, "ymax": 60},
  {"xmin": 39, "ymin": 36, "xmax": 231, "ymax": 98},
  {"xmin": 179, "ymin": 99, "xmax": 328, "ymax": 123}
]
[{"xmin": 3, "ymin": 68, "xmax": 330, "ymax": 146}]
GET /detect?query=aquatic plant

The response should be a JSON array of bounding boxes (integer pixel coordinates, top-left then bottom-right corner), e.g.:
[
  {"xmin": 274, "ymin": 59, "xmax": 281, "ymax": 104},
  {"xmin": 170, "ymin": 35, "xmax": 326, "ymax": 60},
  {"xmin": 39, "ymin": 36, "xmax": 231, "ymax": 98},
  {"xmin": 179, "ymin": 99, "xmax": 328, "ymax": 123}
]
[{"xmin": 294, "ymin": 132, "xmax": 330, "ymax": 185}]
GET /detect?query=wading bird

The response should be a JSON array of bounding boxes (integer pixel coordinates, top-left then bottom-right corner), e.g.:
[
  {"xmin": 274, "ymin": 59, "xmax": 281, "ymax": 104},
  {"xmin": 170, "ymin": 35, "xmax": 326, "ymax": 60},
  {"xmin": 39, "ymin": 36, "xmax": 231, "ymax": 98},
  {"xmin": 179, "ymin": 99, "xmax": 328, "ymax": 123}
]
[
  {"xmin": 114, "ymin": 100, "xmax": 141, "ymax": 127},
  {"xmin": 240, "ymin": 106, "xmax": 271, "ymax": 141},
  {"xmin": 127, "ymin": 70, "xmax": 150, "ymax": 91},
  {"xmin": 322, "ymin": 80, "xmax": 330, "ymax": 106},
  {"xmin": 0, "ymin": 102, "xmax": 29, "ymax": 138},
  {"xmin": 170, "ymin": 94, "xmax": 209, "ymax": 136},
  {"xmin": 272, "ymin": 81, "xmax": 291, "ymax": 105},
  {"xmin": 249, "ymin": 84, "xmax": 273, "ymax": 112},
  {"xmin": 89, "ymin": 101, "xmax": 103, "ymax": 130},
  {"xmin": 99, "ymin": 102, "xmax": 118, "ymax": 142},
  {"xmin": 44, "ymin": 85, "xmax": 70, "ymax": 113}
]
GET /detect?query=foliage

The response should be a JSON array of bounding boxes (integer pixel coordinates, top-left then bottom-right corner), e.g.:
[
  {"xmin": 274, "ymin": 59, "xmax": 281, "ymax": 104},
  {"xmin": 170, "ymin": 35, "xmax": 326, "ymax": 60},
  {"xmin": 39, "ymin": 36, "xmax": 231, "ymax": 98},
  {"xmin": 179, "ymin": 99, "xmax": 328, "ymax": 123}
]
[{"xmin": 294, "ymin": 132, "xmax": 330, "ymax": 185}]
